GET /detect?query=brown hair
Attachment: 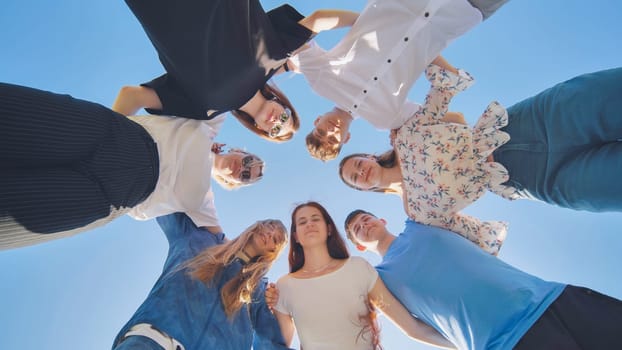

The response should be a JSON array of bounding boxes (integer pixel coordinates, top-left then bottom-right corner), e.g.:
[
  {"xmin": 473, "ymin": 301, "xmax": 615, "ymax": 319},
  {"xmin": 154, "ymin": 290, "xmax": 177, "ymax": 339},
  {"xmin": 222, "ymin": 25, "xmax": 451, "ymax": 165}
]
[
  {"xmin": 305, "ymin": 132, "xmax": 342, "ymax": 161},
  {"xmin": 231, "ymin": 84, "xmax": 300, "ymax": 143},
  {"xmin": 289, "ymin": 202, "xmax": 381, "ymax": 350},
  {"xmin": 186, "ymin": 219, "xmax": 288, "ymax": 317},
  {"xmin": 343, "ymin": 209, "xmax": 375, "ymax": 244},
  {"xmin": 288, "ymin": 201, "xmax": 349, "ymax": 273},
  {"xmin": 338, "ymin": 150, "xmax": 398, "ymax": 193}
]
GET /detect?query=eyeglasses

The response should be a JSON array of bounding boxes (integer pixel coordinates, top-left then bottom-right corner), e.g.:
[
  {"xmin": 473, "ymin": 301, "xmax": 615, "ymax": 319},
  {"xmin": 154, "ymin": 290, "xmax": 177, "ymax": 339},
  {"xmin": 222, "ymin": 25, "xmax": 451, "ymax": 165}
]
[
  {"xmin": 268, "ymin": 98, "xmax": 292, "ymax": 138},
  {"xmin": 239, "ymin": 155, "xmax": 263, "ymax": 183}
]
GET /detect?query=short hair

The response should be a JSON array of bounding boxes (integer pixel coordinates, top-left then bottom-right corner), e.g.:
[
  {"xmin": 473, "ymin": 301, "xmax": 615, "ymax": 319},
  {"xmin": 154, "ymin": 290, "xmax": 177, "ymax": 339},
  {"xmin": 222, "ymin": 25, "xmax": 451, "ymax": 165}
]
[
  {"xmin": 305, "ymin": 131, "xmax": 342, "ymax": 161},
  {"xmin": 343, "ymin": 209, "xmax": 375, "ymax": 243}
]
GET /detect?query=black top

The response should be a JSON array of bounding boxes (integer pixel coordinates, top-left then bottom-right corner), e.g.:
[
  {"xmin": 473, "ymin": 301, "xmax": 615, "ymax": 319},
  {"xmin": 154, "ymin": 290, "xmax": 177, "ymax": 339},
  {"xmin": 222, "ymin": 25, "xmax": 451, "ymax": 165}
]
[{"xmin": 125, "ymin": 0, "xmax": 314, "ymax": 119}]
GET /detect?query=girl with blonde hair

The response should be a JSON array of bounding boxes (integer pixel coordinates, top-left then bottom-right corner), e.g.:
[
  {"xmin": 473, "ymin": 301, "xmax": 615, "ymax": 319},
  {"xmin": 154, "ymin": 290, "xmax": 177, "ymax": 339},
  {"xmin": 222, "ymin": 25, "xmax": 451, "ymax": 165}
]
[{"xmin": 113, "ymin": 212, "xmax": 290, "ymax": 350}]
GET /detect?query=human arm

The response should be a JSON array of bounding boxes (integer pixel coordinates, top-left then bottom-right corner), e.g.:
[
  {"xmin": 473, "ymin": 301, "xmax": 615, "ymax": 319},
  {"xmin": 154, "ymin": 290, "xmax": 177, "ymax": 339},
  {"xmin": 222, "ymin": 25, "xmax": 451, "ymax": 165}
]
[
  {"xmin": 250, "ymin": 279, "xmax": 294, "ymax": 350},
  {"xmin": 112, "ymin": 85, "xmax": 162, "ymax": 116},
  {"xmin": 369, "ymin": 278, "xmax": 455, "ymax": 349},
  {"xmin": 273, "ymin": 310, "xmax": 296, "ymax": 347},
  {"xmin": 430, "ymin": 56, "xmax": 459, "ymax": 75},
  {"xmin": 400, "ymin": 192, "xmax": 506, "ymax": 256},
  {"xmin": 407, "ymin": 64, "xmax": 475, "ymax": 127},
  {"xmin": 299, "ymin": 10, "xmax": 359, "ymax": 33}
]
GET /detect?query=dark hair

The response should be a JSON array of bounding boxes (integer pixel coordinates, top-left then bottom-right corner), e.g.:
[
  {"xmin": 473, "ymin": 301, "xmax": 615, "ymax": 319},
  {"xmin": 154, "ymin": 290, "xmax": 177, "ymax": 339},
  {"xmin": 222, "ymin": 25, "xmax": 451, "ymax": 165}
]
[
  {"xmin": 305, "ymin": 132, "xmax": 342, "ymax": 161},
  {"xmin": 288, "ymin": 201, "xmax": 349, "ymax": 273},
  {"xmin": 231, "ymin": 83, "xmax": 300, "ymax": 143},
  {"xmin": 343, "ymin": 209, "xmax": 375, "ymax": 243},
  {"xmin": 338, "ymin": 150, "xmax": 398, "ymax": 193}
]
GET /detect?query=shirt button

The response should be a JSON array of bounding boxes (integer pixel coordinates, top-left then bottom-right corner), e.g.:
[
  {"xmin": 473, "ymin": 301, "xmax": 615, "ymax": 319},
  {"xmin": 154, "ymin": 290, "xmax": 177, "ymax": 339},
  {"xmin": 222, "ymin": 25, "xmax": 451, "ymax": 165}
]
[
  {"xmin": 404, "ymin": 37, "xmax": 409, "ymax": 41},
  {"xmin": 424, "ymin": 12, "xmax": 429, "ymax": 17},
  {"xmin": 353, "ymin": 105, "xmax": 358, "ymax": 108},
  {"xmin": 374, "ymin": 77, "xmax": 378, "ymax": 81},
  {"xmin": 363, "ymin": 90, "xmax": 367, "ymax": 93},
  {"xmin": 387, "ymin": 59, "xmax": 392, "ymax": 63}
]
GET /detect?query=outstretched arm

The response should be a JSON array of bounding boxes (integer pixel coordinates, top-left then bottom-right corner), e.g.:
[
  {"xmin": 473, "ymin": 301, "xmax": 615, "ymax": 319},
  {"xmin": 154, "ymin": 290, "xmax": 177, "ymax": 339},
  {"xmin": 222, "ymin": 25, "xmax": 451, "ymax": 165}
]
[
  {"xmin": 299, "ymin": 10, "xmax": 359, "ymax": 33},
  {"xmin": 112, "ymin": 85, "xmax": 162, "ymax": 116},
  {"xmin": 369, "ymin": 278, "xmax": 455, "ymax": 349}
]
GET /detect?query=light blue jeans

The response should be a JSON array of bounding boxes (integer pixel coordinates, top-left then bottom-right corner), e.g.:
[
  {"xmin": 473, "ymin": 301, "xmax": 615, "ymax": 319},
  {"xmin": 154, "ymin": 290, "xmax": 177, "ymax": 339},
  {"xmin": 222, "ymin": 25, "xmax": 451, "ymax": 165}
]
[{"xmin": 493, "ymin": 67, "xmax": 622, "ymax": 212}]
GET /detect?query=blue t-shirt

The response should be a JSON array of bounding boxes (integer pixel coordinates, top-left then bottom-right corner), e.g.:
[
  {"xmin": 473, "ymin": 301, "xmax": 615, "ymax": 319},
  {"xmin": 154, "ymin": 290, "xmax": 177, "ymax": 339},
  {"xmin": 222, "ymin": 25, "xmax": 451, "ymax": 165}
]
[
  {"xmin": 377, "ymin": 219, "xmax": 565, "ymax": 350},
  {"xmin": 112, "ymin": 213, "xmax": 289, "ymax": 350}
]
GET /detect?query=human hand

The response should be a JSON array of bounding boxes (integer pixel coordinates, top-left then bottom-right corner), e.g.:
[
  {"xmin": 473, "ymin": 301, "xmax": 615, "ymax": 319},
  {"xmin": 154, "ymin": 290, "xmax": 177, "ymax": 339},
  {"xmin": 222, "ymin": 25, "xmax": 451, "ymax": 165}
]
[
  {"xmin": 211, "ymin": 142, "xmax": 226, "ymax": 154},
  {"xmin": 265, "ymin": 282, "xmax": 280, "ymax": 312}
]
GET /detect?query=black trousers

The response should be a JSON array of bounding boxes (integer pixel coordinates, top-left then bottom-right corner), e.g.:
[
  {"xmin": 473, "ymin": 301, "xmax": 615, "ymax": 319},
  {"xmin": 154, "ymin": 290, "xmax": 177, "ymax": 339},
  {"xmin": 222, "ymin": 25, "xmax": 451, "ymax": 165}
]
[
  {"xmin": 514, "ymin": 285, "xmax": 622, "ymax": 349},
  {"xmin": 0, "ymin": 83, "xmax": 159, "ymax": 249}
]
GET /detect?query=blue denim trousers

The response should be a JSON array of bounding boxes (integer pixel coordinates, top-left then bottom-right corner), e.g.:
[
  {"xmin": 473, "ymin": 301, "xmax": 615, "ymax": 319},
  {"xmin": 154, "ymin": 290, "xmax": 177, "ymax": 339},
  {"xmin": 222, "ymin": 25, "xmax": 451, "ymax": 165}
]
[{"xmin": 493, "ymin": 67, "xmax": 622, "ymax": 212}]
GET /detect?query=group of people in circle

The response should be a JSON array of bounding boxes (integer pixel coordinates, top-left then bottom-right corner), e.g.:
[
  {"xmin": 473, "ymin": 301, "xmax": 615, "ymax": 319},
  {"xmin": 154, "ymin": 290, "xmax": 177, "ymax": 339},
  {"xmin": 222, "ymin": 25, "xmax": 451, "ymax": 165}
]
[{"xmin": 1, "ymin": 0, "xmax": 621, "ymax": 349}]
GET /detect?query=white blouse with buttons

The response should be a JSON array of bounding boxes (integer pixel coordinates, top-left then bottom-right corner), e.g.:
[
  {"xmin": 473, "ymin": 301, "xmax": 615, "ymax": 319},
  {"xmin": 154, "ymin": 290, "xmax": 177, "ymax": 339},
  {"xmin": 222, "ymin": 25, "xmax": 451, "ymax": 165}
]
[
  {"xmin": 292, "ymin": 0, "xmax": 482, "ymax": 130},
  {"xmin": 126, "ymin": 114, "xmax": 225, "ymax": 228}
]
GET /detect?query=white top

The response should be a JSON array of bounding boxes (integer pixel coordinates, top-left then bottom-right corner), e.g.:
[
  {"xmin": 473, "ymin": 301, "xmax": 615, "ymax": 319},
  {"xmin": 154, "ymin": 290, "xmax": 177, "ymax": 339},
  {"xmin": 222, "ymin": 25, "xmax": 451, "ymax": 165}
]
[
  {"xmin": 292, "ymin": 0, "xmax": 482, "ymax": 130},
  {"xmin": 275, "ymin": 257, "xmax": 379, "ymax": 350},
  {"xmin": 395, "ymin": 65, "xmax": 513, "ymax": 255},
  {"xmin": 126, "ymin": 114, "xmax": 225, "ymax": 227}
]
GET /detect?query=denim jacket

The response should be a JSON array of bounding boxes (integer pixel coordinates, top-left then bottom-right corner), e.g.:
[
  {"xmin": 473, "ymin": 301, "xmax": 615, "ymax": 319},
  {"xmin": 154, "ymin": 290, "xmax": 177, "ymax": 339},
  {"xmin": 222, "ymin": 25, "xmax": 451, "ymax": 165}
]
[{"xmin": 112, "ymin": 213, "xmax": 291, "ymax": 350}]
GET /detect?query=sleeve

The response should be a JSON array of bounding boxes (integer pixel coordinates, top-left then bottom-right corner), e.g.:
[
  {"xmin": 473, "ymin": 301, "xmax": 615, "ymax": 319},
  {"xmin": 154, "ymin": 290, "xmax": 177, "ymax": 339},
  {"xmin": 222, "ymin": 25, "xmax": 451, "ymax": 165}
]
[
  {"xmin": 141, "ymin": 74, "xmax": 211, "ymax": 120},
  {"xmin": 415, "ymin": 212, "xmax": 507, "ymax": 256},
  {"xmin": 273, "ymin": 277, "xmax": 290, "ymax": 315},
  {"xmin": 156, "ymin": 212, "xmax": 219, "ymax": 246},
  {"xmin": 354, "ymin": 257, "xmax": 379, "ymax": 294},
  {"xmin": 407, "ymin": 65, "xmax": 475, "ymax": 126},
  {"xmin": 250, "ymin": 278, "xmax": 295, "ymax": 350},
  {"xmin": 185, "ymin": 191, "xmax": 220, "ymax": 229},
  {"xmin": 266, "ymin": 4, "xmax": 315, "ymax": 58}
]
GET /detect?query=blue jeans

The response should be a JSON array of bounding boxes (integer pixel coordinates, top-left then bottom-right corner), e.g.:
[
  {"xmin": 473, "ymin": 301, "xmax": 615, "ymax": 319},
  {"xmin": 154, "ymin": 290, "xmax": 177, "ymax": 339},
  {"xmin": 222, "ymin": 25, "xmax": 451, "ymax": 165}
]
[{"xmin": 493, "ymin": 67, "xmax": 622, "ymax": 212}]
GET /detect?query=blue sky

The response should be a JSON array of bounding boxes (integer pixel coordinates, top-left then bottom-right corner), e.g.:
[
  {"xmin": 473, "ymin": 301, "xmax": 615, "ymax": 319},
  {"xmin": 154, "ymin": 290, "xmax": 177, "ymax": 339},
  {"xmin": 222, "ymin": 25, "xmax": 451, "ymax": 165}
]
[{"xmin": 1, "ymin": 1, "xmax": 621, "ymax": 349}]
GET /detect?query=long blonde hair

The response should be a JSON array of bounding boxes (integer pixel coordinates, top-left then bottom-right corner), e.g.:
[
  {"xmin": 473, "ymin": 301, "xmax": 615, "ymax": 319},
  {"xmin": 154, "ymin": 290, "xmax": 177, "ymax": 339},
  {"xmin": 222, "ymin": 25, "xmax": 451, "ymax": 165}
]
[{"xmin": 186, "ymin": 219, "xmax": 287, "ymax": 317}]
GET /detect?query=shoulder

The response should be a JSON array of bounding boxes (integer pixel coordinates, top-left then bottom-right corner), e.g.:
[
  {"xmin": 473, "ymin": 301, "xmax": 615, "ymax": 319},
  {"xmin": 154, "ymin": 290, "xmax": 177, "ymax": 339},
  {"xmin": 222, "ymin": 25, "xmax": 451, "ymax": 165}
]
[{"xmin": 346, "ymin": 256, "xmax": 376, "ymax": 274}]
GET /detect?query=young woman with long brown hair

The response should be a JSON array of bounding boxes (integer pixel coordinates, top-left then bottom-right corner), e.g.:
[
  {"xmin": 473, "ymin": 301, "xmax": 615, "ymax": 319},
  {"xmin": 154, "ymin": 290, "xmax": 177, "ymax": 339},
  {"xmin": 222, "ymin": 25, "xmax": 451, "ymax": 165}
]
[
  {"xmin": 270, "ymin": 201, "xmax": 454, "ymax": 350},
  {"xmin": 116, "ymin": 0, "xmax": 360, "ymax": 142},
  {"xmin": 112, "ymin": 212, "xmax": 290, "ymax": 350}
]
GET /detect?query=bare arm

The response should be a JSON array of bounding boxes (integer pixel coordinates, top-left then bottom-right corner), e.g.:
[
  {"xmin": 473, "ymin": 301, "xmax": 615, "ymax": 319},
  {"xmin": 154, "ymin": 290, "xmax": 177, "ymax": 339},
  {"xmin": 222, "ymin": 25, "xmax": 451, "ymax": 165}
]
[
  {"xmin": 299, "ymin": 9, "xmax": 359, "ymax": 33},
  {"xmin": 441, "ymin": 112, "xmax": 467, "ymax": 125},
  {"xmin": 431, "ymin": 56, "xmax": 459, "ymax": 74},
  {"xmin": 112, "ymin": 85, "xmax": 162, "ymax": 116},
  {"xmin": 273, "ymin": 310, "xmax": 296, "ymax": 347},
  {"xmin": 369, "ymin": 278, "xmax": 456, "ymax": 349}
]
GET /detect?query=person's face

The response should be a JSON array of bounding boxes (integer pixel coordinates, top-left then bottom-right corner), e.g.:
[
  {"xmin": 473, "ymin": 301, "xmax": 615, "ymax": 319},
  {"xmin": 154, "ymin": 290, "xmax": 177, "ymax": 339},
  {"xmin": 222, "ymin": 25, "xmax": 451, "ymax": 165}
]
[
  {"xmin": 341, "ymin": 156, "xmax": 381, "ymax": 190},
  {"xmin": 347, "ymin": 213, "xmax": 385, "ymax": 247},
  {"xmin": 312, "ymin": 110, "xmax": 350, "ymax": 148},
  {"xmin": 218, "ymin": 151, "xmax": 263, "ymax": 184},
  {"xmin": 249, "ymin": 229, "xmax": 280, "ymax": 257},
  {"xmin": 294, "ymin": 206, "xmax": 329, "ymax": 247},
  {"xmin": 254, "ymin": 98, "xmax": 293, "ymax": 138}
]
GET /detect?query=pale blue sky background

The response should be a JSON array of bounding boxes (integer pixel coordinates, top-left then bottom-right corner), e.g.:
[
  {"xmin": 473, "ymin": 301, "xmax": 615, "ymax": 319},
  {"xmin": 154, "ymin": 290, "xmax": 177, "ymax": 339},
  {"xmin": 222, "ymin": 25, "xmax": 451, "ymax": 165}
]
[{"xmin": 1, "ymin": 1, "xmax": 621, "ymax": 349}]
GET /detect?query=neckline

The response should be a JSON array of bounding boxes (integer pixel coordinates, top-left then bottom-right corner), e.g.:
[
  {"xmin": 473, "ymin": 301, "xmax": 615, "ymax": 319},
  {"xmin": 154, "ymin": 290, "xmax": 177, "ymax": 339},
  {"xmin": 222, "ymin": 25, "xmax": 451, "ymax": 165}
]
[{"xmin": 289, "ymin": 258, "xmax": 349, "ymax": 280}]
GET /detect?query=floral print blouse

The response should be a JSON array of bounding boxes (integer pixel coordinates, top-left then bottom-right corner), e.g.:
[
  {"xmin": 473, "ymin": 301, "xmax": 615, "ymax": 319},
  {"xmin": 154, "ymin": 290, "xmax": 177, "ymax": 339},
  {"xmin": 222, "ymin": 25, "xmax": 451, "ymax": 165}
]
[{"xmin": 394, "ymin": 64, "xmax": 518, "ymax": 255}]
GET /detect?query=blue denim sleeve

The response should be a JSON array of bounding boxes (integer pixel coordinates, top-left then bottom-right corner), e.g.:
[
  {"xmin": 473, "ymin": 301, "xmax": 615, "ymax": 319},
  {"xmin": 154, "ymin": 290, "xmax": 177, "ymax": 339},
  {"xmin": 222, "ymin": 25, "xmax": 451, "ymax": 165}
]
[
  {"xmin": 156, "ymin": 213, "xmax": 223, "ymax": 247},
  {"xmin": 250, "ymin": 278, "xmax": 293, "ymax": 350}
]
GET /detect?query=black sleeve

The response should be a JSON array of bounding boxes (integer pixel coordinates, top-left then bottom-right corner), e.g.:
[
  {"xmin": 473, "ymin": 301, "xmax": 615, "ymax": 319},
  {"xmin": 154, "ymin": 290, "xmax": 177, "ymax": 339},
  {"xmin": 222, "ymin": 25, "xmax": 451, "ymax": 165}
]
[
  {"xmin": 140, "ymin": 74, "xmax": 214, "ymax": 120},
  {"xmin": 266, "ymin": 4, "xmax": 315, "ymax": 58}
]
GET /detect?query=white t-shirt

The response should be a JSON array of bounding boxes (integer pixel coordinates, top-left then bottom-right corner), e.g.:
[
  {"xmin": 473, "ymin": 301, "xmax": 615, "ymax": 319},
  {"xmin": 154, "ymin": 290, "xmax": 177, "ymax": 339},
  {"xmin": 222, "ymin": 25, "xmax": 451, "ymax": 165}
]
[
  {"xmin": 126, "ymin": 114, "xmax": 224, "ymax": 227},
  {"xmin": 292, "ymin": 0, "xmax": 482, "ymax": 130},
  {"xmin": 275, "ymin": 257, "xmax": 379, "ymax": 350}
]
